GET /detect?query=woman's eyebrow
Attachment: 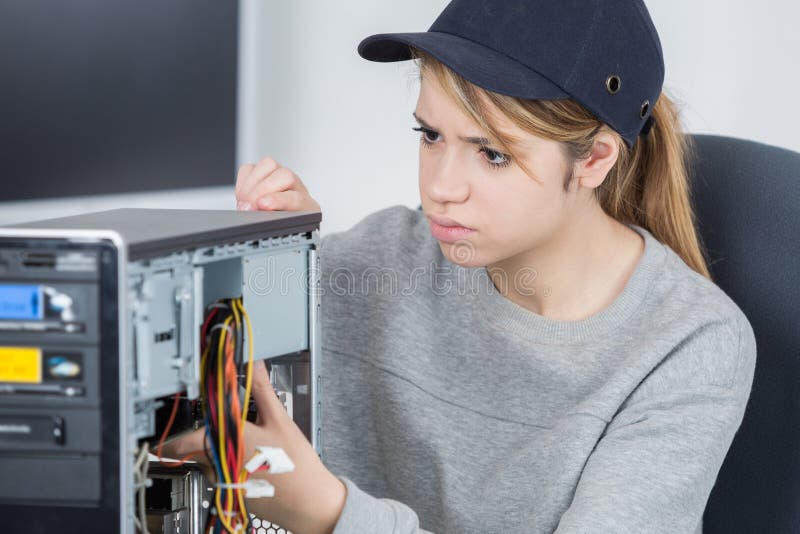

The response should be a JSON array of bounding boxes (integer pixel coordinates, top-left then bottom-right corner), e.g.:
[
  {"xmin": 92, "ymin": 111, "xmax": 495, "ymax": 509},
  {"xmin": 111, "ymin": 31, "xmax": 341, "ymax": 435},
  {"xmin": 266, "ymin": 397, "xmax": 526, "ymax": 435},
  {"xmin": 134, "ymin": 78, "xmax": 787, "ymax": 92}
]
[{"xmin": 412, "ymin": 112, "xmax": 492, "ymax": 146}]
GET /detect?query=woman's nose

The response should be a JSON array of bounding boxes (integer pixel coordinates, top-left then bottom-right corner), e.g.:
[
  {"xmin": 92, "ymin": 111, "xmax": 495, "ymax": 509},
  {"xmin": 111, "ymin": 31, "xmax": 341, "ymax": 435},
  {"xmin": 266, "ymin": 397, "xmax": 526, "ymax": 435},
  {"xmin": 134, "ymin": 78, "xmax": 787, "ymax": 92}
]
[{"xmin": 425, "ymin": 151, "xmax": 470, "ymax": 204}]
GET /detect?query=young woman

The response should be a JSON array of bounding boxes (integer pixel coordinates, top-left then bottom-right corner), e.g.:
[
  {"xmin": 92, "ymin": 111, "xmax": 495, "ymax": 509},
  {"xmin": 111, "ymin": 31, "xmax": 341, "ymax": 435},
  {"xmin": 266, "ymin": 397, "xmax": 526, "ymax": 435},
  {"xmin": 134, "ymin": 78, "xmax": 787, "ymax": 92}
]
[{"xmin": 167, "ymin": 1, "xmax": 757, "ymax": 532}]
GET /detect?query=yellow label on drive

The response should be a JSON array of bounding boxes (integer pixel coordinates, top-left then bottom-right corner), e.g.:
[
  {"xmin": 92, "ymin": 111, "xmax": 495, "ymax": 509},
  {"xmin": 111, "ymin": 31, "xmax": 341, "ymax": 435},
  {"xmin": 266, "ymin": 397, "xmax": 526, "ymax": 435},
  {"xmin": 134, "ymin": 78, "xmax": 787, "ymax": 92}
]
[{"xmin": 0, "ymin": 347, "xmax": 42, "ymax": 384}]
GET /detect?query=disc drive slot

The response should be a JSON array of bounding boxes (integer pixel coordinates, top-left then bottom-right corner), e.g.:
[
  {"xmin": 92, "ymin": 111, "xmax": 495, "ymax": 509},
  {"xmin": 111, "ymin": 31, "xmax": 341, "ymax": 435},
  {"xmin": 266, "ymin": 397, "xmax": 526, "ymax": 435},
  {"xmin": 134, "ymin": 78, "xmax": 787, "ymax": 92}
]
[
  {"xmin": 0, "ymin": 454, "xmax": 100, "ymax": 503},
  {"xmin": 0, "ymin": 408, "xmax": 101, "ymax": 452},
  {"xmin": 0, "ymin": 281, "xmax": 99, "ymax": 343},
  {"xmin": 0, "ymin": 346, "xmax": 99, "ymax": 404}
]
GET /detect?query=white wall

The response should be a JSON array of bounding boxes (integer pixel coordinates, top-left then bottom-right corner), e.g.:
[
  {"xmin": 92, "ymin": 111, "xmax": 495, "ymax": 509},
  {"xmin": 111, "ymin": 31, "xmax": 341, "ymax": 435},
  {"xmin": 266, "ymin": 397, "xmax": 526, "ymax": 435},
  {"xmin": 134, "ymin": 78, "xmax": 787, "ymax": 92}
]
[
  {"xmin": 236, "ymin": 0, "xmax": 447, "ymax": 237},
  {"xmin": 3, "ymin": 1, "xmax": 797, "ymax": 231},
  {"xmin": 646, "ymin": 1, "xmax": 800, "ymax": 151}
]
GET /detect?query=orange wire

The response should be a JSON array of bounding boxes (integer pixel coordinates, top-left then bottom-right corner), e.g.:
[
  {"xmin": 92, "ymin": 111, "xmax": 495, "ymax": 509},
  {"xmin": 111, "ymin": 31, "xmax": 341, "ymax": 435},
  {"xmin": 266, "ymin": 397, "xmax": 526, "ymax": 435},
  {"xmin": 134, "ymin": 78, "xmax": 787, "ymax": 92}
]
[
  {"xmin": 157, "ymin": 392, "xmax": 182, "ymax": 467},
  {"xmin": 155, "ymin": 392, "xmax": 207, "ymax": 468},
  {"xmin": 222, "ymin": 323, "xmax": 247, "ymax": 531}
]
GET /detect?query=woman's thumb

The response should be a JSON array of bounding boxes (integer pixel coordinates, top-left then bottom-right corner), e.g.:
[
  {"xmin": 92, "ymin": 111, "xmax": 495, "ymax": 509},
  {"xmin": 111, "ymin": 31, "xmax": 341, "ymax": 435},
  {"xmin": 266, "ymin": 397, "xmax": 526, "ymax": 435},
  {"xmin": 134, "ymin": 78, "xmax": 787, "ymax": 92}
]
[{"xmin": 251, "ymin": 360, "xmax": 287, "ymax": 425}]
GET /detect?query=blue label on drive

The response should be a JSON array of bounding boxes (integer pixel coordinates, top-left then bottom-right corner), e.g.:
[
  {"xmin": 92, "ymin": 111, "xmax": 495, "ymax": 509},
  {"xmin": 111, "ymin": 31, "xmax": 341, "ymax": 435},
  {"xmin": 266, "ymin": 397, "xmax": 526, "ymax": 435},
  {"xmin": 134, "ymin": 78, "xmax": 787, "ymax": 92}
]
[{"xmin": 0, "ymin": 284, "xmax": 43, "ymax": 320}]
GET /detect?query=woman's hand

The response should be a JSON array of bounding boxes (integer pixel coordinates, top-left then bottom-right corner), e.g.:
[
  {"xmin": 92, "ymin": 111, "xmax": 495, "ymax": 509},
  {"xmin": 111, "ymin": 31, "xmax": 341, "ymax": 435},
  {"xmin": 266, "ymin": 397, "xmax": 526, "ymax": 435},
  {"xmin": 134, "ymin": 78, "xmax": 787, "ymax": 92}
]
[
  {"xmin": 235, "ymin": 157, "xmax": 321, "ymax": 212},
  {"xmin": 160, "ymin": 361, "xmax": 346, "ymax": 534}
]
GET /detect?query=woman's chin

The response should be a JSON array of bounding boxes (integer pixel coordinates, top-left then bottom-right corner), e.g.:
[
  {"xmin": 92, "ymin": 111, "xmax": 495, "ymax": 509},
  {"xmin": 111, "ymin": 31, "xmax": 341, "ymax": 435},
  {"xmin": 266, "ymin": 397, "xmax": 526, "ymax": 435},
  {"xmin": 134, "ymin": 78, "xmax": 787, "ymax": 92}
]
[{"xmin": 439, "ymin": 240, "xmax": 483, "ymax": 268}]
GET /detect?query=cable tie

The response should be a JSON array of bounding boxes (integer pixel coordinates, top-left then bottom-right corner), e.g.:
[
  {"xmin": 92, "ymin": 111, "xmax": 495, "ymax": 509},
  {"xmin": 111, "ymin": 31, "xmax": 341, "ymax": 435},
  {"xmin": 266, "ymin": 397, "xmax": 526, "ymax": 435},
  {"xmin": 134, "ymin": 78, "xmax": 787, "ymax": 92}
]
[
  {"xmin": 215, "ymin": 479, "xmax": 275, "ymax": 498},
  {"xmin": 209, "ymin": 323, "xmax": 235, "ymax": 337}
]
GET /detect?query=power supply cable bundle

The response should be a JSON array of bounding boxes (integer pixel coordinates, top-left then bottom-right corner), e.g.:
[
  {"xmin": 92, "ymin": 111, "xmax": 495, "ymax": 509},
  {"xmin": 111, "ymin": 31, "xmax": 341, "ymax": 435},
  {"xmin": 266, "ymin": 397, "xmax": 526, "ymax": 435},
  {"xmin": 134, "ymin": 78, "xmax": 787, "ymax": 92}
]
[{"xmin": 152, "ymin": 297, "xmax": 257, "ymax": 534}]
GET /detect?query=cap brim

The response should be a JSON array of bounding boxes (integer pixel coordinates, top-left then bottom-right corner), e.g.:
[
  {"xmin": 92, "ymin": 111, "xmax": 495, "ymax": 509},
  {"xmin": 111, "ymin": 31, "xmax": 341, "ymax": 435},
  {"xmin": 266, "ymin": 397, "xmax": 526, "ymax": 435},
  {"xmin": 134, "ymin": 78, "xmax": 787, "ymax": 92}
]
[{"xmin": 358, "ymin": 31, "xmax": 569, "ymax": 100}]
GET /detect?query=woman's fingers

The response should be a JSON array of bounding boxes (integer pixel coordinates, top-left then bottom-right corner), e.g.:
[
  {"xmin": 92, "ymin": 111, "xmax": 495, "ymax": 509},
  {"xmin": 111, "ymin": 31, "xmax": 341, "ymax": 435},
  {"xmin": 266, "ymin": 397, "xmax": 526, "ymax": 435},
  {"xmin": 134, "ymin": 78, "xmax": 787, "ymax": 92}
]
[
  {"xmin": 244, "ymin": 157, "xmax": 281, "ymax": 197},
  {"xmin": 235, "ymin": 163, "xmax": 257, "ymax": 210},
  {"xmin": 234, "ymin": 157, "xmax": 320, "ymax": 213},
  {"xmin": 234, "ymin": 162, "xmax": 256, "ymax": 199},
  {"xmin": 235, "ymin": 156, "xmax": 280, "ymax": 203},
  {"xmin": 251, "ymin": 360, "xmax": 291, "ymax": 428},
  {"xmin": 159, "ymin": 427, "xmax": 208, "ymax": 461},
  {"xmin": 256, "ymin": 190, "xmax": 317, "ymax": 212},
  {"xmin": 246, "ymin": 166, "xmax": 298, "ymax": 205},
  {"xmin": 251, "ymin": 359, "xmax": 270, "ymax": 389}
]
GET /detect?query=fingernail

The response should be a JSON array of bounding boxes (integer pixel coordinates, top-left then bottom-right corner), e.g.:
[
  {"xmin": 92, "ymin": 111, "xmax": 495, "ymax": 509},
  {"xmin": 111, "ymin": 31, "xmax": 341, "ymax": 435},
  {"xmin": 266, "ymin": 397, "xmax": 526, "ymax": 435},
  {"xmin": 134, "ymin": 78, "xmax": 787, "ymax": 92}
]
[
  {"xmin": 237, "ymin": 201, "xmax": 252, "ymax": 211},
  {"xmin": 259, "ymin": 197, "xmax": 273, "ymax": 208}
]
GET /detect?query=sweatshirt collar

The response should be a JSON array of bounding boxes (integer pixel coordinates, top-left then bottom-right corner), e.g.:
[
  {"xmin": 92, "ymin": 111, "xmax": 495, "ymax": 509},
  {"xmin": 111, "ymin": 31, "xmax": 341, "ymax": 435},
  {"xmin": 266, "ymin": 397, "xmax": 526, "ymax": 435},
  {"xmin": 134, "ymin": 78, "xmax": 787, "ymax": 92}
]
[{"xmin": 466, "ymin": 223, "xmax": 668, "ymax": 345}]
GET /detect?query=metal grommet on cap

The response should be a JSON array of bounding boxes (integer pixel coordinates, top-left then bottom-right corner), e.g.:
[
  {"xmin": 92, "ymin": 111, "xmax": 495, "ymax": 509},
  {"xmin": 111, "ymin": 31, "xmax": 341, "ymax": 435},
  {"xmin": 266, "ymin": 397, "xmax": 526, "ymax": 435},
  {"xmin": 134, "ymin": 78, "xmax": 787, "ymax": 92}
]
[
  {"xmin": 640, "ymin": 100, "xmax": 650, "ymax": 118},
  {"xmin": 606, "ymin": 75, "xmax": 621, "ymax": 95}
]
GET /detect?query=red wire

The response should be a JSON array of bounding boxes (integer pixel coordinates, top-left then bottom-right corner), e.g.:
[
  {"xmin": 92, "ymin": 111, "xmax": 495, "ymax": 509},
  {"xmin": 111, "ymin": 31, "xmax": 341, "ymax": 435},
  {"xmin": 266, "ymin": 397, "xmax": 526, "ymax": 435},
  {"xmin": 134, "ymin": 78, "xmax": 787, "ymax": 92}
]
[
  {"xmin": 224, "ymin": 333, "xmax": 242, "ymax": 478},
  {"xmin": 207, "ymin": 377, "xmax": 217, "ymax": 424},
  {"xmin": 226, "ymin": 434, "xmax": 237, "ymax": 475}
]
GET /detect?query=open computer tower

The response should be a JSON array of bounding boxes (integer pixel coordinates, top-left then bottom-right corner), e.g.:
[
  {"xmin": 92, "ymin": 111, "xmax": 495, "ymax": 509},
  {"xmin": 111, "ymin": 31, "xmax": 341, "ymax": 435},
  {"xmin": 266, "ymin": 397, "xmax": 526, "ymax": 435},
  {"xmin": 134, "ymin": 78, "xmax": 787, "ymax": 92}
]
[{"xmin": 0, "ymin": 208, "xmax": 321, "ymax": 533}]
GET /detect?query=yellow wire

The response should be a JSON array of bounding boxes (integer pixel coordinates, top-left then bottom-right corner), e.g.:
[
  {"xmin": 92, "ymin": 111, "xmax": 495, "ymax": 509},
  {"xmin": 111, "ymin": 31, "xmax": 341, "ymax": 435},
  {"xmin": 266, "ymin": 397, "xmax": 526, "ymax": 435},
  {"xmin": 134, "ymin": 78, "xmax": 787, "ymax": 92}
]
[
  {"xmin": 204, "ymin": 300, "xmax": 255, "ymax": 533},
  {"xmin": 217, "ymin": 316, "xmax": 238, "ymax": 533},
  {"xmin": 201, "ymin": 320, "xmax": 234, "ymax": 531},
  {"xmin": 228, "ymin": 299, "xmax": 247, "ymax": 523},
  {"xmin": 214, "ymin": 488, "xmax": 243, "ymax": 534},
  {"xmin": 232, "ymin": 298, "xmax": 254, "ymax": 522},
  {"xmin": 236, "ymin": 298, "xmax": 255, "ymax": 428}
]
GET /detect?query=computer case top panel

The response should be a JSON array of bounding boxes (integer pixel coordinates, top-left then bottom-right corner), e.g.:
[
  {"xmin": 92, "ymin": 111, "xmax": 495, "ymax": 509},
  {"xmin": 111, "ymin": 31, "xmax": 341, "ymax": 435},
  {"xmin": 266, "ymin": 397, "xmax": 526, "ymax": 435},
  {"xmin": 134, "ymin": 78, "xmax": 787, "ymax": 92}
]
[{"xmin": 10, "ymin": 208, "xmax": 322, "ymax": 260}]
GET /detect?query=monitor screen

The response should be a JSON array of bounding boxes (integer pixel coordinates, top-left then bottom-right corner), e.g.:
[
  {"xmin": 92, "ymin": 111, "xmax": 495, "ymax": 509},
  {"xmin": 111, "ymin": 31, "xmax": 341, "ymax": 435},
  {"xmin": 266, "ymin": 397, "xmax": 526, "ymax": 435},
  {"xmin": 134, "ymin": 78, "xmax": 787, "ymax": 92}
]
[{"xmin": 0, "ymin": 0, "xmax": 238, "ymax": 201}]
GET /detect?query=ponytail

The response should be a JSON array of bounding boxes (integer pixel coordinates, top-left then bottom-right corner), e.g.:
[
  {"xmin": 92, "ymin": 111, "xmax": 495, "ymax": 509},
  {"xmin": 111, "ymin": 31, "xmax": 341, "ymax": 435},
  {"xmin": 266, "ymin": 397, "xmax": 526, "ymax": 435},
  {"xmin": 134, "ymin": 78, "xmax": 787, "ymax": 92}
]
[{"xmin": 599, "ymin": 93, "xmax": 710, "ymax": 278}]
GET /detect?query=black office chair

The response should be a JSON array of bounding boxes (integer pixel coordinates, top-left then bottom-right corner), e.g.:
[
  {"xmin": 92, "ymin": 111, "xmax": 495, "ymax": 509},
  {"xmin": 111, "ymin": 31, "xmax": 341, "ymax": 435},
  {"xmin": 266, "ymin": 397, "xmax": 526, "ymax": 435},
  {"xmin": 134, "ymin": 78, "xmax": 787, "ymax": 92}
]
[{"xmin": 693, "ymin": 134, "xmax": 800, "ymax": 533}]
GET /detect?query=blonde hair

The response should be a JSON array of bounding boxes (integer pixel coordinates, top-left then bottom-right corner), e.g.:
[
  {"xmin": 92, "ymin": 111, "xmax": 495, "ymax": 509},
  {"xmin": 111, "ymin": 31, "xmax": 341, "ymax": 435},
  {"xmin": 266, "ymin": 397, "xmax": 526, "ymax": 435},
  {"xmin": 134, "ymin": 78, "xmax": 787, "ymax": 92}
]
[{"xmin": 410, "ymin": 47, "xmax": 711, "ymax": 279}]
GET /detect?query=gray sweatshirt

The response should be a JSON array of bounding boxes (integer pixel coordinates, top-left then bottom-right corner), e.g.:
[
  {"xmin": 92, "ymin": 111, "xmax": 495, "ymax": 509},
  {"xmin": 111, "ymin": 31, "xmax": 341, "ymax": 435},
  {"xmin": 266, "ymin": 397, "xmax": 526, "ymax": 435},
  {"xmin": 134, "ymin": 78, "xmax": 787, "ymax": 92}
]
[{"xmin": 318, "ymin": 205, "xmax": 756, "ymax": 534}]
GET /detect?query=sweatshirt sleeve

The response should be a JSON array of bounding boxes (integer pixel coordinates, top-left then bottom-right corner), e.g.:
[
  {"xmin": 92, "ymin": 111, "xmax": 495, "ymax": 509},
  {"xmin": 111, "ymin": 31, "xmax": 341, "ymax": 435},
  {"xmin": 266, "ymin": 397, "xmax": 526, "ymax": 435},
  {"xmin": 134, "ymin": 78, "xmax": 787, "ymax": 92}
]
[
  {"xmin": 554, "ymin": 314, "xmax": 757, "ymax": 533},
  {"xmin": 319, "ymin": 207, "xmax": 435, "ymax": 533},
  {"xmin": 332, "ymin": 477, "xmax": 434, "ymax": 534}
]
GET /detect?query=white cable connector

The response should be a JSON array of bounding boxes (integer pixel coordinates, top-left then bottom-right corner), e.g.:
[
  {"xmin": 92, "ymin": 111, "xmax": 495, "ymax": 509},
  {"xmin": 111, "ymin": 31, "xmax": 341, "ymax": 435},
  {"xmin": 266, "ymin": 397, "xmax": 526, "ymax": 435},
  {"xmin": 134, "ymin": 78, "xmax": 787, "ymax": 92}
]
[
  {"xmin": 244, "ymin": 446, "xmax": 295, "ymax": 474},
  {"xmin": 243, "ymin": 479, "xmax": 275, "ymax": 498},
  {"xmin": 216, "ymin": 479, "xmax": 276, "ymax": 498}
]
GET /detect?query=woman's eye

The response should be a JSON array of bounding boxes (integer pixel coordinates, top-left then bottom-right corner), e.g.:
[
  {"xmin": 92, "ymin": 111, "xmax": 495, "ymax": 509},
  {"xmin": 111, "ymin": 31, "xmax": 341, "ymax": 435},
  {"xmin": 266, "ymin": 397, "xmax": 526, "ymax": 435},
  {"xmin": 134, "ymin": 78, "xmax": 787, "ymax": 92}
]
[
  {"xmin": 480, "ymin": 147, "xmax": 511, "ymax": 168},
  {"xmin": 412, "ymin": 126, "xmax": 511, "ymax": 169},
  {"xmin": 412, "ymin": 126, "xmax": 439, "ymax": 145}
]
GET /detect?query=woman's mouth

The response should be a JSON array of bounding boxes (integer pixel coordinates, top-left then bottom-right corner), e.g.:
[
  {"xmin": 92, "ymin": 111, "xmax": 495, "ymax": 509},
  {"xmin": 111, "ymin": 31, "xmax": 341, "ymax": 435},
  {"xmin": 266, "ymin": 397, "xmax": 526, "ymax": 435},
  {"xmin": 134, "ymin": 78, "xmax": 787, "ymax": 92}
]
[{"xmin": 427, "ymin": 214, "xmax": 475, "ymax": 243}]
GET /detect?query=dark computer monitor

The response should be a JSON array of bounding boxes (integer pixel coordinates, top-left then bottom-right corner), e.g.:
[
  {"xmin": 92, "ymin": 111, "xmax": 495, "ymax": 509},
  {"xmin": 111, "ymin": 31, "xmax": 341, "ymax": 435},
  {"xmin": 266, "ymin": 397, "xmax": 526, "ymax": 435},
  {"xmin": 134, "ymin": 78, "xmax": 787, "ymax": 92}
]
[{"xmin": 0, "ymin": 0, "xmax": 238, "ymax": 201}]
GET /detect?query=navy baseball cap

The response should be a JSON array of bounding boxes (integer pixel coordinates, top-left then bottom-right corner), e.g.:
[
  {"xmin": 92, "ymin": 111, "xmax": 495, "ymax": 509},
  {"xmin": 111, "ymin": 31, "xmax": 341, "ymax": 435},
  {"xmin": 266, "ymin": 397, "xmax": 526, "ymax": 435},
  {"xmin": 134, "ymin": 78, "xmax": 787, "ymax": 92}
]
[{"xmin": 358, "ymin": 0, "xmax": 664, "ymax": 148}]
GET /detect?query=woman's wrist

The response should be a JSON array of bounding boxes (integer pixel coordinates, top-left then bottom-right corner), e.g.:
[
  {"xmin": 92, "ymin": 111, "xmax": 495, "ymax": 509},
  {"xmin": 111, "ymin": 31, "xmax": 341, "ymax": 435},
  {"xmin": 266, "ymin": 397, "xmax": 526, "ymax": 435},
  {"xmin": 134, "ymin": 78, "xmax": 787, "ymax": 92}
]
[
  {"xmin": 288, "ymin": 469, "xmax": 347, "ymax": 534},
  {"xmin": 245, "ymin": 467, "xmax": 346, "ymax": 534},
  {"xmin": 311, "ymin": 472, "xmax": 348, "ymax": 534}
]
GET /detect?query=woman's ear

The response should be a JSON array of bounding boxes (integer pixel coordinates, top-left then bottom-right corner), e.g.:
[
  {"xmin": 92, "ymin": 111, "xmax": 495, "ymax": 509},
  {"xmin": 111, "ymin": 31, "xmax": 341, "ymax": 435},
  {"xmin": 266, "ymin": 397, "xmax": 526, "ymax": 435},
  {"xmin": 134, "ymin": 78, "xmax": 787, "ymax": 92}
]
[{"xmin": 572, "ymin": 131, "xmax": 620, "ymax": 190}]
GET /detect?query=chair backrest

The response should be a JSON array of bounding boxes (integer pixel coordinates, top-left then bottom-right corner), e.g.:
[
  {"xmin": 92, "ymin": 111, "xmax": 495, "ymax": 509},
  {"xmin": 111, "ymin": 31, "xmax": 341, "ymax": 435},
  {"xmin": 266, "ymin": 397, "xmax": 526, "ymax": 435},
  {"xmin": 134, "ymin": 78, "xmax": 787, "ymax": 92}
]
[{"xmin": 690, "ymin": 135, "xmax": 800, "ymax": 533}]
